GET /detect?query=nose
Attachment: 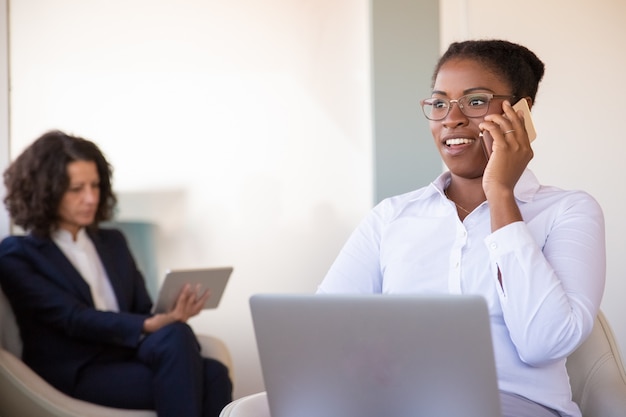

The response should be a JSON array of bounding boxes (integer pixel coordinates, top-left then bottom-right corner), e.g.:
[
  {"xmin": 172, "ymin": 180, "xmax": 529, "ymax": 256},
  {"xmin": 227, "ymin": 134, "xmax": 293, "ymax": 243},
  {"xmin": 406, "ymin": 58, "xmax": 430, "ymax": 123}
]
[
  {"xmin": 442, "ymin": 101, "xmax": 469, "ymax": 128},
  {"xmin": 84, "ymin": 187, "xmax": 99, "ymax": 204}
]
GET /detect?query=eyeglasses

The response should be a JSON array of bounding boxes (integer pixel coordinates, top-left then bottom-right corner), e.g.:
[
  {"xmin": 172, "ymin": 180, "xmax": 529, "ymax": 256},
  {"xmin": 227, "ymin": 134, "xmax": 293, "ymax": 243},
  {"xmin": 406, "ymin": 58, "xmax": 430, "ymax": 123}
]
[{"xmin": 420, "ymin": 93, "xmax": 515, "ymax": 121}]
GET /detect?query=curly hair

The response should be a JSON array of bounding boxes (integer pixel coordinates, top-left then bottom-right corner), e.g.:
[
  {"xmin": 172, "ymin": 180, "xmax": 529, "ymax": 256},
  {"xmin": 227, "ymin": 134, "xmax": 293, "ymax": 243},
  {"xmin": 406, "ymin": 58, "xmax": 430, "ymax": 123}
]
[
  {"xmin": 3, "ymin": 130, "xmax": 117, "ymax": 237},
  {"xmin": 433, "ymin": 39, "xmax": 545, "ymax": 104}
]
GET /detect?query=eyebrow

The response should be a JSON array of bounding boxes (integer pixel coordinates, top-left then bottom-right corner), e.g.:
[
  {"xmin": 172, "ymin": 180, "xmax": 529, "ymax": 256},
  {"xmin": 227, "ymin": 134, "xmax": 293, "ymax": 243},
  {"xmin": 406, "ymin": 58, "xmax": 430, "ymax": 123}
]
[{"xmin": 431, "ymin": 87, "xmax": 497, "ymax": 97}]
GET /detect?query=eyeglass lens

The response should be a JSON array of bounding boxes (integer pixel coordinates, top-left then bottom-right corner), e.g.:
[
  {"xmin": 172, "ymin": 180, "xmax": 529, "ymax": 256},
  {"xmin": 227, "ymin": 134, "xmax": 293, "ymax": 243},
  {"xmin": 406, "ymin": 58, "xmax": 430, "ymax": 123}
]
[{"xmin": 422, "ymin": 94, "xmax": 493, "ymax": 120}]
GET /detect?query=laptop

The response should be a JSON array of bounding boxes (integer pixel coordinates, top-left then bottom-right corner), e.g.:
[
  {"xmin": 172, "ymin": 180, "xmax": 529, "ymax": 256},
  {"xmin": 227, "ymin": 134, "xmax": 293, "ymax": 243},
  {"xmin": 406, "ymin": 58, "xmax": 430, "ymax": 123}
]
[
  {"xmin": 152, "ymin": 267, "xmax": 232, "ymax": 314},
  {"xmin": 250, "ymin": 293, "xmax": 502, "ymax": 417}
]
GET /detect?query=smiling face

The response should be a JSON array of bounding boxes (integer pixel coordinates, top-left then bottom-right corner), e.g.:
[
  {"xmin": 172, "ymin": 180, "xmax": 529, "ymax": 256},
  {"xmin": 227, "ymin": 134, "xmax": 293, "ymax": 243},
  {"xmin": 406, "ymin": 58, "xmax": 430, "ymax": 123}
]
[
  {"xmin": 429, "ymin": 58, "xmax": 513, "ymax": 179},
  {"xmin": 57, "ymin": 160, "xmax": 101, "ymax": 238}
]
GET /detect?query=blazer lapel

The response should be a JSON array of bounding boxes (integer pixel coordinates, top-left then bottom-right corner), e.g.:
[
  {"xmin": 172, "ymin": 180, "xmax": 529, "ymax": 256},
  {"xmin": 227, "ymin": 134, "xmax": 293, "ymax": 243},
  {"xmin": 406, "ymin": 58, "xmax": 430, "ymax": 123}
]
[{"xmin": 28, "ymin": 234, "xmax": 95, "ymax": 306}]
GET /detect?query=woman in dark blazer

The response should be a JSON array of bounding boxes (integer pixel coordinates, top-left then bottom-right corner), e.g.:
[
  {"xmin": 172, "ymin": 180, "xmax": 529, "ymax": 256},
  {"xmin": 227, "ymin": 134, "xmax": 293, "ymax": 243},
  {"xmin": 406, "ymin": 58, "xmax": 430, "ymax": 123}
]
[{"xmin": 0, "ymin": 130, "xmax": 232, "ymax": 417}]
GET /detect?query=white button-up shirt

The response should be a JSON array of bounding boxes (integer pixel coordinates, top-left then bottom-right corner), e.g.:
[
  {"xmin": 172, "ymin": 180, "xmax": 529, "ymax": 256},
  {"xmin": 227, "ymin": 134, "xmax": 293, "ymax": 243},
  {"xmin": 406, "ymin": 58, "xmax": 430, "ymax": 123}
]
[
  {"xmin": 53, "ymin": 228, "xmax": 120, "ymax": 312},
  {"xmin": 318, "ymin": 169, "xmax": 605, "ymax": 417}
]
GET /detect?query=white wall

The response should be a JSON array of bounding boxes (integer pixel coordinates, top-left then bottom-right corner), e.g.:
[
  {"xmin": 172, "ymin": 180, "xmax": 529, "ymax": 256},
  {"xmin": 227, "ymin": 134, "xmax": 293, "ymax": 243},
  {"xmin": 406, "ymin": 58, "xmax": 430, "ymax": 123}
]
[
  {"xmin": 441, "ymin": 0, "xmax": 626, "ymax": 360},
  {"xmin": 8, "ymin": 0, "xmax": 372, "ymax": 397}
]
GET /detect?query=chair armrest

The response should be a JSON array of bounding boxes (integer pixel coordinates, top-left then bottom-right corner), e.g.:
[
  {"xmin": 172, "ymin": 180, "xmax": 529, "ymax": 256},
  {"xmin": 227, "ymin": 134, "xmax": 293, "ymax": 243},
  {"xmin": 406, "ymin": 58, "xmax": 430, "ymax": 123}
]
[
  {"xmin": 576, "ymin": 314, "xmax": 626, "ymax": 417},
  {"xmin": 579, "ymin": 382, "xmax": 626, "ymax": 417},
  {"xmin": 0, "ymin": 349, "xmax": 154, "ymax": 417},
  {"xmin": 197, "ymin": 334, "xmax": 234, "ymax": 383},
  {"xmin": 567, "ymin": 311, "xmax": 626, "ymax": 417},
  {"xmin": 219, "ymin": 392, "xmax": 269, "ymax": 417}
]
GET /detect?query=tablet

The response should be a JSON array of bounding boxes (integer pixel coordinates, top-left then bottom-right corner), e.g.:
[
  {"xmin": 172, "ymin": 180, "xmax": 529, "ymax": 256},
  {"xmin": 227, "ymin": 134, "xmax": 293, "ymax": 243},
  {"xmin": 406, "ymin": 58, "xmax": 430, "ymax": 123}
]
[{"xmin": 152, "ymin": 267, "xmax": 233, "ymax": 314}]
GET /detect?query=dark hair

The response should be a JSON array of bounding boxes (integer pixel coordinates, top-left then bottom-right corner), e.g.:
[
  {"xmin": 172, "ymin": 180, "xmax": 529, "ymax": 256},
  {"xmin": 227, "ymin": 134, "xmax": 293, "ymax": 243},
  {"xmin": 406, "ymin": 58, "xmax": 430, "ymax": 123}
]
[
  {"xmin": 3, "ymin": 130, "xmax": 117, "ymax": 236},
  {"xmin": 433, "ymin": 39, "xmax": 545, "ymax": 104}
]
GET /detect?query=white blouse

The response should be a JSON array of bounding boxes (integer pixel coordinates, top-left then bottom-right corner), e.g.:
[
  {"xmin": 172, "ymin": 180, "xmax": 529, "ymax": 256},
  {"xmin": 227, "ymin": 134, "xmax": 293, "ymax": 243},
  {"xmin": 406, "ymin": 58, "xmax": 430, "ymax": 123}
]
[{"xmin": 317, "ymin": 169, "xmax": 605, "ymax": 417}]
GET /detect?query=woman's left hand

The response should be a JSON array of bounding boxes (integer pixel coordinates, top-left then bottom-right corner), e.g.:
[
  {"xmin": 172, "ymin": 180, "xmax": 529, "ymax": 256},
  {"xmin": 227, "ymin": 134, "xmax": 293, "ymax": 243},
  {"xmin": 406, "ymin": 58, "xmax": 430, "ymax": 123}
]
[{"xmin": 170, "ymin": 283, "xmax": 211, "ymax": 322}]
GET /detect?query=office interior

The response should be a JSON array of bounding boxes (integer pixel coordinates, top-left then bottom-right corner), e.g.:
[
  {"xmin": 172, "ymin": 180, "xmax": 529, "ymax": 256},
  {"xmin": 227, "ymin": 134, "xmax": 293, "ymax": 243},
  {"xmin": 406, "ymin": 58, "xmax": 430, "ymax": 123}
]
[{"xmin": 0, "ymin": 0, "xmax": 624, "ymax": 399}]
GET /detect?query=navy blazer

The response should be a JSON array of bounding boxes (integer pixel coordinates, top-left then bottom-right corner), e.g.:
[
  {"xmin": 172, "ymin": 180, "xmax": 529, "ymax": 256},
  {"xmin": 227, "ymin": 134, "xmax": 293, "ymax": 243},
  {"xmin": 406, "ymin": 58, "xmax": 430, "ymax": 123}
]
[{"xmin": 0, "ymin": 228, "xmax": 153, "ymax": 395}]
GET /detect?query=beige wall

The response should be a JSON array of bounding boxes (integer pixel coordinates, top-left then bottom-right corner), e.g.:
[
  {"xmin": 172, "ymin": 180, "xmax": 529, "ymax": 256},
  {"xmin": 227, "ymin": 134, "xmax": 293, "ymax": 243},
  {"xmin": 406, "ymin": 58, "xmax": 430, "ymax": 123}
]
[{"xmin": 441, "ymin": 0, "xmax": 626, "ymax": 360}]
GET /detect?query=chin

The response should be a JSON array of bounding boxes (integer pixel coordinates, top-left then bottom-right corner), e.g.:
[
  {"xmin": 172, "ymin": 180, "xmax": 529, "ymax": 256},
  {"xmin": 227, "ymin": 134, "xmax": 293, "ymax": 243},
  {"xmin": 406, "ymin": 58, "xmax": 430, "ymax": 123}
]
[
  {"xmin": 79, "ymin": 217, "xmax": 96, "ymax": 227},
  {"xmin": 447, "ymin": 166, "xmax": 486, "ymax": 179}
]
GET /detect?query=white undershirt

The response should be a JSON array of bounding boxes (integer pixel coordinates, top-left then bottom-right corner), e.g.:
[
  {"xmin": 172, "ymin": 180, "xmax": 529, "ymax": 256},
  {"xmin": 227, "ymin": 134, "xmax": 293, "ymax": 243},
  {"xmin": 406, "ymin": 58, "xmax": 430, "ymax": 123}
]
[{"xmin": 52, "ymin": 228, "xmax": 120, "ymax": 312}]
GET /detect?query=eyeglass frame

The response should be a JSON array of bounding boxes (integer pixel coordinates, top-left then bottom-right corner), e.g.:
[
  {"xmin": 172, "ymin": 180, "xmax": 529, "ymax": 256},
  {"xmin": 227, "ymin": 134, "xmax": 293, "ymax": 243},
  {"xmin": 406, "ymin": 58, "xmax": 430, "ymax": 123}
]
[{"xmin": 420, "ymin": 93, "xmax": 516, "ymax": 121}]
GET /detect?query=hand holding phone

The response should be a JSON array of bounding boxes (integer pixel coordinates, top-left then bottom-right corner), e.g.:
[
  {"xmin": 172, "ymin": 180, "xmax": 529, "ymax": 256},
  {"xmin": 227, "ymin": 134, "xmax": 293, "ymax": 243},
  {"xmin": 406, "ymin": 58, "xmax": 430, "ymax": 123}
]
[{"xmin": 481, "ymin": 98, "xmax": 537, "ymax": 160}]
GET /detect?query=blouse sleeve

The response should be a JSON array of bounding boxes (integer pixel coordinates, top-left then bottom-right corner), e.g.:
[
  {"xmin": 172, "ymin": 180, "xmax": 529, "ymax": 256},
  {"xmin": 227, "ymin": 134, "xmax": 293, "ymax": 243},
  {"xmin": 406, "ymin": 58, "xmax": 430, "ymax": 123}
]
[
  {"xmin": 484, "ymin": 191, "xmax": 605, "ymax": 366},
  {"xmin": 317, "ymin": 204, "xmax": 386, "ymax": 294}
]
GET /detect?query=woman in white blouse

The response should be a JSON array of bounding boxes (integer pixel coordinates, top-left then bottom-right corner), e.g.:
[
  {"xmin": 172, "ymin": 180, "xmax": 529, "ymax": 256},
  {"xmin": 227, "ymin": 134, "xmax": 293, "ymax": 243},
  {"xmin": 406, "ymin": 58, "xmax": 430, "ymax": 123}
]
[{"xmin": 318, "ymin": 40, "xmax": 605, "ymax": 417}]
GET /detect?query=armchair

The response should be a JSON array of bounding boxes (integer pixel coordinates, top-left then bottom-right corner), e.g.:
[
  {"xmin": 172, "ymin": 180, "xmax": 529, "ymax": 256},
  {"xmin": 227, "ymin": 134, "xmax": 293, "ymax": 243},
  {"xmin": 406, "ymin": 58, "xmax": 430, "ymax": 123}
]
[{"xmin": 0, "ymin": 287, "xmax": 233, "ymax": 417}]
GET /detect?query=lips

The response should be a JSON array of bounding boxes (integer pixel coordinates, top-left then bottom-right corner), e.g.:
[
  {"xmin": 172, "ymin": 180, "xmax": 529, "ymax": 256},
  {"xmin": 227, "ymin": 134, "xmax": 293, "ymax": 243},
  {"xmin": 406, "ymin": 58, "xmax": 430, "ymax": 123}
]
[{"xmin": 78, "ymin": 210, "xmax": 97, "ymax": 220}]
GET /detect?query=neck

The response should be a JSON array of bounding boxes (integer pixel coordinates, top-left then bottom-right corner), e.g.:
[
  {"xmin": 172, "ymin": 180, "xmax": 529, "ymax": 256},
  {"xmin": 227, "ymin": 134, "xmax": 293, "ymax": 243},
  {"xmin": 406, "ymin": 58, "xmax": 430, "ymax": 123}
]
[
  {"xmin": 445, "ymin": 176, "xmax": 486, "ymax": 213},
  {"xmin": 57, "ymin": 224, "xmax": 82, "ymax": 242}
]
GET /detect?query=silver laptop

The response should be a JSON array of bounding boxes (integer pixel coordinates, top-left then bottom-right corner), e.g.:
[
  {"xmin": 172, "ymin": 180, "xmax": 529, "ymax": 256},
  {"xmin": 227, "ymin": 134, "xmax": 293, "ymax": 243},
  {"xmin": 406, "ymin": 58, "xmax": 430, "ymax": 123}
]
[
  {"xmin": 152, "ymin": 267, "xmax": 232, "ymax": 314},
  {"xmin": 250, "ymin": 293, "xmax": 502, "ymax": 417}
]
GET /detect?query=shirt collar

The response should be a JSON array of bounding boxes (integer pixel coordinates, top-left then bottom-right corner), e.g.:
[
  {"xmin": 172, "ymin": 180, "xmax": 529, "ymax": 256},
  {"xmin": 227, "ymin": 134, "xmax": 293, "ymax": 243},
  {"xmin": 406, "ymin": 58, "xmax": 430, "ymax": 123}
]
[
  {"xmin": 424, "ymin": 169, "xmax": 541, "ymax": 203},
  {"xmin": 52, "ymin": 227, "xmax": 89, "ymax": 248}
]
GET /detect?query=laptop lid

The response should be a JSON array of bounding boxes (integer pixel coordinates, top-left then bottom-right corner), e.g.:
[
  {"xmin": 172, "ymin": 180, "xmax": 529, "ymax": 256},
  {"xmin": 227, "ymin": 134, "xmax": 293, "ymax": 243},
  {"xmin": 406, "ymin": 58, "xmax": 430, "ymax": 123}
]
[
  {"xmin": 250, "ymin": 293, "xmax": 501, "ymax": 417},
  {"xmin": 152, "ymin": 267, "xmax": 232, "ymax": 314}
]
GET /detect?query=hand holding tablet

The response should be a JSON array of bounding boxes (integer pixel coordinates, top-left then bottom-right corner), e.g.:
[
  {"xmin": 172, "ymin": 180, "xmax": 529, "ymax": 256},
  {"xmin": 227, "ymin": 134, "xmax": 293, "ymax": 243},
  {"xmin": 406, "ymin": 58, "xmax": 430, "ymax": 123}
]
[{"xmin": 152, "ymin": 267, "xmax": 233, "ymax": 314}]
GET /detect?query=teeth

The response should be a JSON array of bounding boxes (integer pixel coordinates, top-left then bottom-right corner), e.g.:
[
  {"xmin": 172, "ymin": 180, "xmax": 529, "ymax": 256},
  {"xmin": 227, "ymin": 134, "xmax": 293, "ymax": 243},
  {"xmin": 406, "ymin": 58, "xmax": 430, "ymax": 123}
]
[{"xmin": 446, "ymin": 138, "xmax": 475, "ymax": 146}]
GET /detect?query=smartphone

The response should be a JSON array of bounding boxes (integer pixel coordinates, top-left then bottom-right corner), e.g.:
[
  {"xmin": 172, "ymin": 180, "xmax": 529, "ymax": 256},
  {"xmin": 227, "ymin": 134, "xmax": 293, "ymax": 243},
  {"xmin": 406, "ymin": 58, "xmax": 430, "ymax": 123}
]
[
  {"xmin": 480, "ymin": 98, "xmax": 537, "ymax": 159},
  {"xmin": 512, "ymin": 98, "xmax": 537, "ymax": 142}
]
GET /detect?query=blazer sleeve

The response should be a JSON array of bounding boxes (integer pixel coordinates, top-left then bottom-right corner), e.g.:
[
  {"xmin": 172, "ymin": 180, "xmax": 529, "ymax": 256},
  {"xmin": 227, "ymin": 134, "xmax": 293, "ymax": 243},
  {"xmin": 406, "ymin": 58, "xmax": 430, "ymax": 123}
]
[{"xmin": 0, "ymin": 232, "xmax": 151, "ymax": 349}]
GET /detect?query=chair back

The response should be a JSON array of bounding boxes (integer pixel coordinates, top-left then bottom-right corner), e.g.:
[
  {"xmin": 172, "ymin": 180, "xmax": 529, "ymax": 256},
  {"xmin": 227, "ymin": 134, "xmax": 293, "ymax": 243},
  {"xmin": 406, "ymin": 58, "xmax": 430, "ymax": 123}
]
[{"xmin": 566, "ymin": 310, "xmax": 626, "ymax": 417}]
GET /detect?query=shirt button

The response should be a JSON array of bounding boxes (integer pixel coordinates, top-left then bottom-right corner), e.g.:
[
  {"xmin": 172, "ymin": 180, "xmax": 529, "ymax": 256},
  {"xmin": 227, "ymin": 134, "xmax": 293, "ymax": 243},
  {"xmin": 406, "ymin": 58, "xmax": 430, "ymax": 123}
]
[{"xmin": 490, "ymin": 242, "xmax": 498, "ymax": 250}]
